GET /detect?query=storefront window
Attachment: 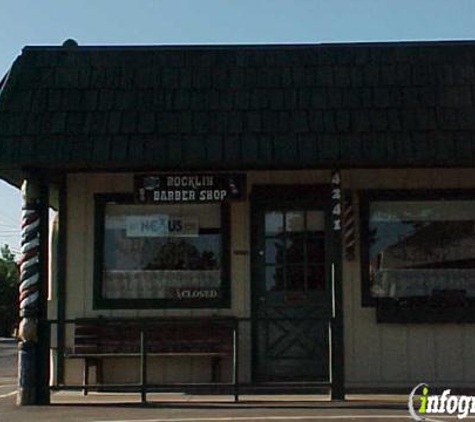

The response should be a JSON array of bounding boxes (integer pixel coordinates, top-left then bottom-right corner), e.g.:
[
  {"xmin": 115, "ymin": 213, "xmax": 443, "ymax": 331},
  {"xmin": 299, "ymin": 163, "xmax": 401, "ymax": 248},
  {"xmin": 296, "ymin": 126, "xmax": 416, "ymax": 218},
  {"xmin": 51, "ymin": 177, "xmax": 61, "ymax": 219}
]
[
  {"xmin": 361, "ymin": 191, "xmax": 475, "ymax": 316},
  {"xmin": 94, "ymin": 195, "xmax": 229, "ymax": 308}
]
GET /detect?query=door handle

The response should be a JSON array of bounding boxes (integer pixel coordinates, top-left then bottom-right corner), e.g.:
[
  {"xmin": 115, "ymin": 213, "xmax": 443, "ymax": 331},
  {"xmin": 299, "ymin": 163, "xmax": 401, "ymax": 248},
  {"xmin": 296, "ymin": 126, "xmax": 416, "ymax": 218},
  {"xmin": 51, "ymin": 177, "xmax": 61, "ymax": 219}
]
[{"xmin": 331, "ymin": 263, "xmax": 336, "ymax": 319}]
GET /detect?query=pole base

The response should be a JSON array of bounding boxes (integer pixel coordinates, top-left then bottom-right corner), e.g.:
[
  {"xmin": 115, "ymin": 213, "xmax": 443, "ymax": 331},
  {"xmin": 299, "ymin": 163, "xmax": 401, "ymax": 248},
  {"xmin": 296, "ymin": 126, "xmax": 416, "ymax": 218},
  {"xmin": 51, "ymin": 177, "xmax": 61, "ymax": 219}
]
[{"xmin": 17, "ymin": 341, "xmax": 37, "ymax": 406}]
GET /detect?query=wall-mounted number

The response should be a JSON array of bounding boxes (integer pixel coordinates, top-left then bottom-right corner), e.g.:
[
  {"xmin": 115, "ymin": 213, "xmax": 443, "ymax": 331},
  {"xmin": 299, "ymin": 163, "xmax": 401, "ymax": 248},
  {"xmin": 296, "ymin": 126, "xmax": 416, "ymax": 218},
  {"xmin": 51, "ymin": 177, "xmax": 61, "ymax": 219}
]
[
  {"xmin": 331, "ymin": 172, "xmax": 341, "ymax": 185},
  {"xmin": 332, "ymin": 189, "xmax": 341, "ymax": 200},
  {"xmin": 331, "ymin": 170, "xmax": 342, "ymax": 231}
]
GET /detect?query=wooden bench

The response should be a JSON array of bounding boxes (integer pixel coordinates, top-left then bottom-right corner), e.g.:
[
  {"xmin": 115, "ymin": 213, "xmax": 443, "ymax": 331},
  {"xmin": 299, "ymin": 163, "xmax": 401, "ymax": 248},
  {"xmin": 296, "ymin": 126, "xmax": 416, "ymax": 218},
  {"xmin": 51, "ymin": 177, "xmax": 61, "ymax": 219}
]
[{"xmin": 65, "ymin": 318, "xmax": 237, "ymax": 394}]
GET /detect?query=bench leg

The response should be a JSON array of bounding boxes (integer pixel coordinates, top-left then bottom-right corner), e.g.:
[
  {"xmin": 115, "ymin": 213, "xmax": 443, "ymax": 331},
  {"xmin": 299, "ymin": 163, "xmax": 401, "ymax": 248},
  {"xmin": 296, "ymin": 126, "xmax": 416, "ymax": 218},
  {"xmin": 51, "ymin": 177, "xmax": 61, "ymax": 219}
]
[
  {"xmin": 83, "ymin": 359, "xmax": 90, "ymax": 396},
  {"xmin": 83, "ymin": 358, "xmax": 102, "ymax": 395},
  {"xmin": 96, "ymin": 359, "xmax": 103, "ymax": 388}
]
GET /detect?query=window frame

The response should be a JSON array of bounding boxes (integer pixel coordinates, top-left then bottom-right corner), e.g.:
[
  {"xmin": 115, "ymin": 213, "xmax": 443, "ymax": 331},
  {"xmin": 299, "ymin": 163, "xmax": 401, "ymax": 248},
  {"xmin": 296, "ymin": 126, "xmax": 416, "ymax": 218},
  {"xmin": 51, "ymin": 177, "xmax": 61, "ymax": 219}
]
[
  {"xmin": 93, "ymin": 193, "xmax": 231, "ymax": 310},
  {"xmin": 360, "ymin": 189, "xmax": 475, "ymax": 323}
]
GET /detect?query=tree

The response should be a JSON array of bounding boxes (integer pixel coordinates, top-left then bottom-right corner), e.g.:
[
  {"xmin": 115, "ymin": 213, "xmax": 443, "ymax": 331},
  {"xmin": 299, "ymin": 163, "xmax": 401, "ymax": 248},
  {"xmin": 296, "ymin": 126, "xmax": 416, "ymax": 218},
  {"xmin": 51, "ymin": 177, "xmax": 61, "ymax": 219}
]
[{"xmin": 0, "ymin": 244, "xmax": 19, "ymax": 337}]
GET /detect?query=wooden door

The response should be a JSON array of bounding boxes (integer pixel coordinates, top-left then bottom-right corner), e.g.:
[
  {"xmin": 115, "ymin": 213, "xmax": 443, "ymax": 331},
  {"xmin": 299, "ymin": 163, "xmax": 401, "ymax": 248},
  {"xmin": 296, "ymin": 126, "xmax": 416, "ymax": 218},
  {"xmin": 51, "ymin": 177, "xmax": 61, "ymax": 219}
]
[{"xmin": 252, "ymin": 203, "xmax": 331, "ymax": 382}]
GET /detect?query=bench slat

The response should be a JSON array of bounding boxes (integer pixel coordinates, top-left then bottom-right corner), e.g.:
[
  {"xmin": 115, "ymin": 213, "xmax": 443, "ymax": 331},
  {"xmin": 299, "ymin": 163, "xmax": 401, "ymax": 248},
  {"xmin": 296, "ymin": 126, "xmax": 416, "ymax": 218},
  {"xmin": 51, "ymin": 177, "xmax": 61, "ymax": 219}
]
[{"xmin": 71, "ymin": 319, "xmax": 235, "ymax": 357}]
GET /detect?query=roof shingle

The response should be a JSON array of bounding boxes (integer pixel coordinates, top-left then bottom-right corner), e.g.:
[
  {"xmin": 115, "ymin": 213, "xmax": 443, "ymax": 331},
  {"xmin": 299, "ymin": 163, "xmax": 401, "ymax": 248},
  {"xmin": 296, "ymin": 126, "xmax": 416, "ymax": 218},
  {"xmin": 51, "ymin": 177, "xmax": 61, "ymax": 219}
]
[{"xmin": 1, "ymin": 41, "xmax": 475, "ymax": 172}]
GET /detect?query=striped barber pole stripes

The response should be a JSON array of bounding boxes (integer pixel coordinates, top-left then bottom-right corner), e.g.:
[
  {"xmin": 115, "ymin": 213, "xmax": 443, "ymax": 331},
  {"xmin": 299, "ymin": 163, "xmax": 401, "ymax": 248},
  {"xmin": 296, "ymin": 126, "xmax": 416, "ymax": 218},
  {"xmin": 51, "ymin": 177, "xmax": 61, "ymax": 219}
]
[
  {"xmin": 342, "ymin": 192, "xmax": 356, "ymax": 261},
  {"xmin": 18, "ymin": 208, "xmax": 40, "ymax": 318}
]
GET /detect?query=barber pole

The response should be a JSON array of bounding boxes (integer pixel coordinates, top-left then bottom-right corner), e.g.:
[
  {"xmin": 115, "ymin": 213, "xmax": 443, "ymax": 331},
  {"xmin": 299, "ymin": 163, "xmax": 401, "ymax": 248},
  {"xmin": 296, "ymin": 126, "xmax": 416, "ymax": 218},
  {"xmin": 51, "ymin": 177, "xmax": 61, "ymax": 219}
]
[
  {"xmin": 342, "ymin": 192, "xmax": 356, "ymax": 261},
  {"xmin": 19, "ymin": 209, "xmax": 40, "ymax": 322},
  {"xmin": 17, "ymin": 179, "xmax": 46, "ymax": 405}
]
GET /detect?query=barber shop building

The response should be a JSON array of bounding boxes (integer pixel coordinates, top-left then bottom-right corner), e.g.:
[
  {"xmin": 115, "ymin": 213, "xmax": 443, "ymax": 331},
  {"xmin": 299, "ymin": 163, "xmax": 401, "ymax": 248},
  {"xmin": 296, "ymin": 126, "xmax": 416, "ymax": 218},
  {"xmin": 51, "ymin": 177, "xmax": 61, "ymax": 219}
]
[{"xmin": 1, "ymin": 40, "xmax": 475, "ymax": 404}]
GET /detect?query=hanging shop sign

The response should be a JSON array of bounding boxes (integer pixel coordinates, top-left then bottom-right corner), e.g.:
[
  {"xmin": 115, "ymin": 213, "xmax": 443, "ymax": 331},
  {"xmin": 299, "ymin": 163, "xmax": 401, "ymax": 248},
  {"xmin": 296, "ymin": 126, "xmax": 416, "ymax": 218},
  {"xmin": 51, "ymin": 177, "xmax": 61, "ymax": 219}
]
[
  {"xmin": 135, "ymin": 174, "xmax": 246, "ymax": 203},
  {"xmin": 126, "ymin": 215, "xmax": 199, "ymax": 237}
]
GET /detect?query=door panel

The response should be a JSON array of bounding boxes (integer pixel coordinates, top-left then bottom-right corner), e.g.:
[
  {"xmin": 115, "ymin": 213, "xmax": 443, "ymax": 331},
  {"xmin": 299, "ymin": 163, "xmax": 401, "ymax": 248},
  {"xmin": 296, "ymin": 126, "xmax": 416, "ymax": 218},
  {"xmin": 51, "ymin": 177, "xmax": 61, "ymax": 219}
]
[{"xmin": 253, "ymin": 207, "xmax": 330, "ymax": 382}]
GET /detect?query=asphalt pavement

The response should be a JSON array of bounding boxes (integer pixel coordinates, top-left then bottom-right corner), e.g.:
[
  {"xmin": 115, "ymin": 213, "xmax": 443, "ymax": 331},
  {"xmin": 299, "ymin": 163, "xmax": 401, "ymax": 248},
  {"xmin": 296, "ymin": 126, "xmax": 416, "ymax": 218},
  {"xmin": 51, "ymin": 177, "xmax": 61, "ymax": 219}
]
[{"xmin": 0, "ymin": 338, "xmax": 453, "ymax": 422}]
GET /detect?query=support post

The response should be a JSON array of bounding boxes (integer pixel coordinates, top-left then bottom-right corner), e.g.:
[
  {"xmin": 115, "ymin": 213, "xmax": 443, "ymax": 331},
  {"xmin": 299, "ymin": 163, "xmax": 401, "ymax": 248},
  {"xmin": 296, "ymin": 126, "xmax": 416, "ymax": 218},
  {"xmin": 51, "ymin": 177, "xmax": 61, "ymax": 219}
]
[
  {"xmin": 17, "ymin": 177, "xmax": 50, "ymax": 405},
  {"xmin": 56, "ymin": 177, "xmax": 67, "ymax": 386},
  {"xmin": 140, "ymin": 329, "xmax": 147, "ymax": 404},
  {"xmin": 330, "ymin": 170, "xmax": 345, "ymax": 401},
  {"xmin": 233, "ymin": 322, "xmax": 239, "ymax": 402}
]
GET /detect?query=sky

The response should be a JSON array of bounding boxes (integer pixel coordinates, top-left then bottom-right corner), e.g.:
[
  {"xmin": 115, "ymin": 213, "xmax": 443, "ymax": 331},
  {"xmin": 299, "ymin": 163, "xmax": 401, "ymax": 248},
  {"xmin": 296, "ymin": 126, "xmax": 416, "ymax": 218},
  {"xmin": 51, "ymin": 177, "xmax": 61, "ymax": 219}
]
[{"xmin": 1, "ymin": 0, "xmax": 475, "ymax": 253}]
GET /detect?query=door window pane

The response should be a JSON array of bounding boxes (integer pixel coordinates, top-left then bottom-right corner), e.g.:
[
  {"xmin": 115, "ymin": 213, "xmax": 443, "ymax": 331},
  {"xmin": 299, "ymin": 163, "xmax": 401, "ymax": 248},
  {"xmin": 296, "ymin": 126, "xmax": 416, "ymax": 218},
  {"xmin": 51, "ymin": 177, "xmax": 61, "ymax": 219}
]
[
  {"xmin": 286, "ymin": 266, "xmax": 306, "ymax": 291},
  {"xmin": 265, "ymin": 212, "xmax": 284, "ymax": 235},
  {"xmin": 286, "ymin": 237, "xmax": 305, "ymax": 264},
  {"xmin": 306, "ymin": 236, "xmax": 325, "ymax": 264},
  {"xmin": 308, "ymin": 265, "xmax": 326, "ymax": 290},
  {"xmin": 266, "ymin": 238, "xmax": 285, "ymax": 264},
  {"xmin": 286, "ymin": 211, "xmax": 305, "ymax": 232},
  {"xmin": 266, "ymin": 265, "xmax": 284, "ymax": 292},
  {"xmin": 263, "ymin": 208, "xmax": 326, "ymax": 294},
  {"xmin": 307, "ymin": 211, "xmax": 325, "ymax": 232}
]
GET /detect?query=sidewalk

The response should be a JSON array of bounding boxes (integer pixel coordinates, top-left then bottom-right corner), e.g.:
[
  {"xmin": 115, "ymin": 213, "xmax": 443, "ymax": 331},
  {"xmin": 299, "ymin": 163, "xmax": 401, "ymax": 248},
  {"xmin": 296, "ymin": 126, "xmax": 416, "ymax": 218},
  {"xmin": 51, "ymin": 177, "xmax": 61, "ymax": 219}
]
[
  {"xmin": 2, "ymin": 391, "xmax": 414, "ymax": 422},
  {"xmin": 50, "ymin": 391, "xmax": 410, "ymax": 406}
]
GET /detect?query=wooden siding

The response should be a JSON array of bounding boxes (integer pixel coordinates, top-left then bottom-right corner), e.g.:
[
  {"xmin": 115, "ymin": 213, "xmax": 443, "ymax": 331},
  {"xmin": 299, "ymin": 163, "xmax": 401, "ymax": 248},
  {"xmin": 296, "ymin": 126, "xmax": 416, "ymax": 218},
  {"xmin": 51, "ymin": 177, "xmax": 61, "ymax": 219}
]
[
  {"xmin": 62, "ymin": 169, "xmax": 475, "ymax": 387},
  {"xmin": 343, "ymin": 169, "xmax": 475, "ymax": 388}
]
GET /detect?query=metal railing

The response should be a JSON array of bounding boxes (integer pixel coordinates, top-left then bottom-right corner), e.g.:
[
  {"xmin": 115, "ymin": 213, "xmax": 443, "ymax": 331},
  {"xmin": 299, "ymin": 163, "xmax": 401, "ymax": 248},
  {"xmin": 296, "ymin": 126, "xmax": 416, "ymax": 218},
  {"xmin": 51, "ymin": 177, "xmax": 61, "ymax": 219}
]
[{"xmin": 46, "ymin": 316, "xmax": 332, "ymax": 403}]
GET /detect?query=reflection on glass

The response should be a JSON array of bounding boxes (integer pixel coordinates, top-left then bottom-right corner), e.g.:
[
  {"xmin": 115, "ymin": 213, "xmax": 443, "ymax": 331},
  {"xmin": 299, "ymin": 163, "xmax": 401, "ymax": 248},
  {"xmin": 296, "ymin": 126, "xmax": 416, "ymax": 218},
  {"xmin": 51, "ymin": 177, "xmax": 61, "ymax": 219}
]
[
  {"xmin": 265, "ymin": 212, "xmax": 284, "ymax": 235},
  {"xmin": 286, "ymin": 237, "xmax": 305, "ymax": 264},
  {"xmin": 308, "ymin": 265, "xmax": 325, "ymax": 290},
  {"xmin": 102, "ymin": 204, "xmax": 222, "ymax": 300},
  {"xmin": 286, "ymin": 211, "xmax": 305, "ymax": 232},
  {"xmin": 263, "ymin": 208, "xmax": 327, "ymax": 295},
  {"xmin": 286, "ymin": 266, "xmax": 305, "ymax": 291},
  {"xmin": 266, "ymin": 238, "xmax": 284, "ymax": 264},
  {"xmin": 266, "ymin": 266, "xmax": 284, "ymax": 291},
  {"xmin": 369, "ymin": 200, "xmax": 475, "ymax": 299},
  {"xmin": 104, "ymin": 232, "xmax": 220, "ymax": 271},
  {"xmin": 306, "ymin": 237, "xmax": 325, "ymax": 264},
  {"xmin": 307, "ymin": 211, "xmax": 325, "ymax": 232}
]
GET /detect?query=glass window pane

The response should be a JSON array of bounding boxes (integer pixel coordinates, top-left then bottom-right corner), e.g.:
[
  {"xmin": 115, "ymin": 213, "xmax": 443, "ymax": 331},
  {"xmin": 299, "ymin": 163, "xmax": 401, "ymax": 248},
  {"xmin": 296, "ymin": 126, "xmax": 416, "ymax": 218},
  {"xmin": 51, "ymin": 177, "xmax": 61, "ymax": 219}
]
[
  {"xmin": 307, "ymin": 211, "xmax": 325, "ymax": 232},
  {"xmin": 286, "ymin": 266, "xmax": 305, "ymax": 291},
  {"xmin": 266, "ymin": 266, "xmax": 284, "ymax": 292},
  {"xmin": 308, "ymin": 265, "xmax": 326, "ymax": 290},
  {"xmin": 266, "ymin": 238, "xmax": 285, "ymax": 264},
  {"xmin": 265, "ymin": 212, "xmax": 284, "ymax": 235},
  {"xmin": 286, "ymin": 211, "xmax": 305, "ymax": 232},
  {"xmin": 369, "ymin": 199, "xmax": 475, "ymax": 299},
  {"xmin": 306, "ymin": 236, "xmax": 325, "ymax": 264},
  {"xmin": 286, "ymin": 236, "xmax": 305, "ymax": 264},
  {"xmin": 371, "ymin": 200, "xmax": 475, "ymax": 222},
  {"xmin": 102, "ymin": 203, "xmax": 222, "ymax": 301}
]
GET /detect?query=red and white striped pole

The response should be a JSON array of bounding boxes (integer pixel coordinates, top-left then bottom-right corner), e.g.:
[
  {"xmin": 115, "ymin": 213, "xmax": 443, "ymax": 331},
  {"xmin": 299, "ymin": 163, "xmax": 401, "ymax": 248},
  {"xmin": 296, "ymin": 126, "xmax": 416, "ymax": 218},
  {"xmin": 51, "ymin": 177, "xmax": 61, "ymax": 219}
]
[
  {"xmin": 342, "ymin": 192, "xmax": 356, "ymax": 261},
  {"xmin": 17, "ymin": 179, "xmax": 45, "ymax": 405}
]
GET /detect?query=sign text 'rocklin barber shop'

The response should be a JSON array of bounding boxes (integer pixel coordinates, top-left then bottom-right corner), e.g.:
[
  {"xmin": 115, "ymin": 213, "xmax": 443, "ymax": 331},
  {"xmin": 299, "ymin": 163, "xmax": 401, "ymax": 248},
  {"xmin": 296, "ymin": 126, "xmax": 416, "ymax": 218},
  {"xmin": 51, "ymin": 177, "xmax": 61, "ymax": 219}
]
[{"xmin": 135, "ymin": 174, "xmax": 246, "ymax": 203}]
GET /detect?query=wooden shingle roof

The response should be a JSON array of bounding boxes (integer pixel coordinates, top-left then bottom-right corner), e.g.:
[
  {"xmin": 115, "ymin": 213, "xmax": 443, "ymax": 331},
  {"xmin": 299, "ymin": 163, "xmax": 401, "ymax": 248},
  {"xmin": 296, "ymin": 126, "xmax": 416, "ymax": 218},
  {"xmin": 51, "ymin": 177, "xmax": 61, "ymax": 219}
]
[{"xmin": 1, "ymin": 41, "xmax": 475, "ymax": 178}]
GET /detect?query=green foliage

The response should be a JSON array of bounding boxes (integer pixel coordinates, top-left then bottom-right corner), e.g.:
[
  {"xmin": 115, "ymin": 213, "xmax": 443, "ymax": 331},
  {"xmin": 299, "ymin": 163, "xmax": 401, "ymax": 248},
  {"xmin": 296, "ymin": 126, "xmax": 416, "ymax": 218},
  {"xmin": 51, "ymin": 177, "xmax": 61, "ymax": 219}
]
[
  {"xmin": 0, "ymin": 244, "xmax": 19, "ymax": 337},
  {"xmin": 1, "ymin": 244, "xmax": 15, "ymax": 261}
]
